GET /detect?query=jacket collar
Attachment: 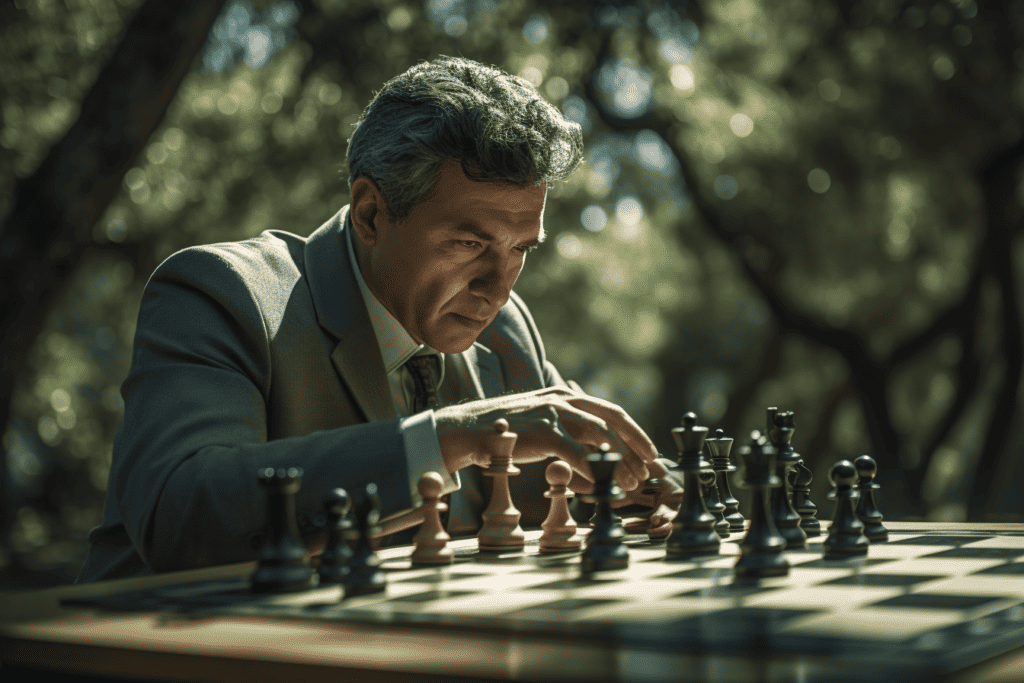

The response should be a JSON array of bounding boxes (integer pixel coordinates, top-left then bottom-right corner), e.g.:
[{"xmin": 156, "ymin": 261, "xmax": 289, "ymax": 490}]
[{"xmin": 303, "ymin": 207, "xmax": 502, "ymax": 420}]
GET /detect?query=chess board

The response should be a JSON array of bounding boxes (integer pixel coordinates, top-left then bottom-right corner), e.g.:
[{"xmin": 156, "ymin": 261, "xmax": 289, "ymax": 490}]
[{"xmin": 54, "ymin": 526, "xmax": 1024, "ymax": 683}]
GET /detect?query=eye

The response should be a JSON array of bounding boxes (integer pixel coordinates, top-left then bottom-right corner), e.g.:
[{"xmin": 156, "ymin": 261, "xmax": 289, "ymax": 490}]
[
  {"xmin": 516, "ymin": 244, "xmax": 538, "ymax": 254},
  {"xmin": 458, "ymin": 240, "xmax": 482, "ymax": 249}
]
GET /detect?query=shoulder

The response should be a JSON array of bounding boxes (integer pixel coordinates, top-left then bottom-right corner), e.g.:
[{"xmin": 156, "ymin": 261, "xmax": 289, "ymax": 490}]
[
  {"xmin": 143, "ymin": 231, "xmax": 311, "ymax": 337},
  {"xmin": 149, "ymin": 231, "xmax": 308, "ymax": 318},
  {"xmin": 491, "ymin": 291, "xmax": 543, "ymax": 345},
  {"xmin": 153, "ymin": 231, "xmax": 305, "ymax": 288}
]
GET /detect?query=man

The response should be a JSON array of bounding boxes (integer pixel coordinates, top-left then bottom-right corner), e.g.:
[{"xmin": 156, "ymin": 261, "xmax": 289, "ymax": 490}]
[{"xmin": 77, "ymin": 56, "xmax": 665, "ymax": 582}]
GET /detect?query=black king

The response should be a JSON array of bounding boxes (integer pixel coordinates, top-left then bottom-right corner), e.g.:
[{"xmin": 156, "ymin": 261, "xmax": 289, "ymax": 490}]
[{"xmin": 666, "ymin": 412, "xmax": 721, "ymax": 559}]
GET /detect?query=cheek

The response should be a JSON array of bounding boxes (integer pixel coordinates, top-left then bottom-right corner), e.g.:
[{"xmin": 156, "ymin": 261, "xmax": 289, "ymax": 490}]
[{"xmin": 441, "ymin": 279, "xmax": 465, "ymax": 305}]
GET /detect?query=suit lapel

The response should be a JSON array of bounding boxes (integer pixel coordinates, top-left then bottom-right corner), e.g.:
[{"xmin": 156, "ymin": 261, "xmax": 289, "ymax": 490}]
[
  {"xmin": 304, "ymin": 207, "xmax": 396, "ymax": 423},
  {"xmin": 465, "ymin": 343, "xmax": 504, "ymax": 398}
]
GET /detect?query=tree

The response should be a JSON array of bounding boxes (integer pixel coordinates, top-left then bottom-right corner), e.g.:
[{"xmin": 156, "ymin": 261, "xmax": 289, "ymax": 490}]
[
  {"xmin": 0, "ymin": 0, "xmax": 227, "ymax": 585},
  {"xmin": 2, "ymin": 0, "xmax": 1022, "ymax": 587}
]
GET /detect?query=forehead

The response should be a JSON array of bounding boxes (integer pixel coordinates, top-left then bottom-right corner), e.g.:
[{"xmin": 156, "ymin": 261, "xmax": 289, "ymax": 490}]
[{"xmin": 414, "ymin": 161, "xmax": 547, "ymax": 224}]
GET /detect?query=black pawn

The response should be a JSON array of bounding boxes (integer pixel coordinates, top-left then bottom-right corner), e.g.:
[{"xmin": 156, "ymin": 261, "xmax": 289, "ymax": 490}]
[
  {"xmin": 581, "ymin": 445, "xmax": 629, "ymax": 574},
  {"xmin": 767, "ymin": 409, "xmax": 806, "ymax": 550},
  {"xmin": 707, "ymin": 429, "xmax": 744, "ymax": 532},
  {"xmin": 345, "ymin": 483, "xmax": 387, "ymax": 596},
  {"xmin": 251, "ymin": 467, "xmax": 316, "ymax": 593},
  {"xmin": 734, "ymin": 432, "xmax": 789, "ymax": 579},
  {"xmin": 854, "ymin": 455, "xmax": 888, "ymax": 543},
  {"xmin": 699, "ymin": 467, "xmax": 730, "ymax": 538},
  {"xmin": 823, "ymin": 461, "xmax": 870, "ymax": 559},
  {"xmin": 317, "ymin": 488, "xmax": 354, "ymax": 586},
  {"xmin": 666, "ymin": 413, "xmax": 720, "ymax": 559},
  {"xmin": 788, "ymin": 460, "xmax": 820, "ymax": 538}
]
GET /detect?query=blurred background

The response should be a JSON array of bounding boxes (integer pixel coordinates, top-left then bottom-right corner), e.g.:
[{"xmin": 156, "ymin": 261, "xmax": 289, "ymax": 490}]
[{"xmin": 1, "ymin": 0, "xmax": 1022, "ymax": 589}]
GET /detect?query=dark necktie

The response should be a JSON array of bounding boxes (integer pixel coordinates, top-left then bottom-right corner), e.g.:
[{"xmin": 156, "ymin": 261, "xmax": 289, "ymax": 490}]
[
  {"xmin": 405, "ymin": 355, "xmax": 440, "ymax": 414},
  {"xmin": 404, "ymin": 354, "xmax": 450, "ymax": 528}
]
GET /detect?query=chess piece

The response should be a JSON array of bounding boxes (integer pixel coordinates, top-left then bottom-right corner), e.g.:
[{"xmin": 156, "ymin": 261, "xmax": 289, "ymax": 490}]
[
  {"xmin": 317, "ymin": 488, "xmax": 354, "ymax": 585},
  {"xmin": 767, "ymin": 409, "xmax": 806, "ymax": 550},
  {"xmin": 345, "ymin": 483, "xmax": 387, "ymax": 596},
  {"xmin": 789, "ymin": 460, "xmax": 821, "ymax": 538},
  {"xmin": 251, "ymin": 467, "xmax": 317, "ymax": 593},
  {"xmin": 645, "ymin": 466, "xmax": 677, "ymax": 541},
  {"xmin": 581, "ymin": 444, "xmax": 629, "ymax": 573},
  {"xmin": 854, "ymin": 455, "xmax": 888, "ymax": 543},
  {"xmin": 478, "ymin": 419, "xmax": 526, "ymax": 552},
  {"xmin": 699, "ymin": 467, "xmax": 730, "ymax": 538},
  {"xmin": 539, "ymin": 460, "xmax": 583, "ymax": 552},
  {"xmin": 823, "ymin": 461, "xmax": 870, "ymax": 560},
  {"xmin": 707, "ymin": 429, "xmax": 744, "ymax": 532},
  {"xmin": 411, "ymin": 472, "xmax": 454, "ymax": 565},
  {"xmin": 734, "ymin": 432, "xmax": 789, "ymax": 579},
  {"xmin": 665, "ymin": 413, "xmax": 721, "ymax": 559}
]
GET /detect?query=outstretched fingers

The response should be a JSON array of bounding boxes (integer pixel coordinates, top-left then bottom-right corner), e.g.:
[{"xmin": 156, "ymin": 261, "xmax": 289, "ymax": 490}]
[
  {"xmin": 539, "ymin": 386, "xmax": 658, "ymax": 468},
  {"xmin": 553, "ymin": 403, "xmax": 645, "ymax": 491}
]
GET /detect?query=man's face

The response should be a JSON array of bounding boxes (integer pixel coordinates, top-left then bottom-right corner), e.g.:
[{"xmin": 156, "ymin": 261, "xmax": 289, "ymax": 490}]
[{"xmin": 362, "ymin": 161, "xmax": 547, "ymax": 354}]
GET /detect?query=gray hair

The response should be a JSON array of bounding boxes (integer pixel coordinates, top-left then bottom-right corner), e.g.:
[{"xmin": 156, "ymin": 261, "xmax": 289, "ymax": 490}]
[{"xmin": 346, "ymin": 56, "xmax": 584, "ymax": 223}]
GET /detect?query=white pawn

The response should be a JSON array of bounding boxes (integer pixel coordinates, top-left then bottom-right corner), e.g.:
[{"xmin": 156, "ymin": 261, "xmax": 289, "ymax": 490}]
[
  {"xmin": 477, "ymin": 419, "xmax": 526, "ymax": 551},
  {"xmin": 539, "ymin": 460, "xmax": 583, "ymax": 553},
  {"xmin": 411, "ymin": 472, "xmax": 453, "ymax": 565}
]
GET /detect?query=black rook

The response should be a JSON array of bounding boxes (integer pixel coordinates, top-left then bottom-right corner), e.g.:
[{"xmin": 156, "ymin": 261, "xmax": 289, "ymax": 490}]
[{"xmin": 251, "ymin": 467, "xmax": 316, "ymax": 593}]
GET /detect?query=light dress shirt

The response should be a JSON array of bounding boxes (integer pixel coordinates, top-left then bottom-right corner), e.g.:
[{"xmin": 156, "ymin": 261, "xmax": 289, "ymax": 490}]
[{"xmin": 345, "ymin": 223, "xmax": 479, "ymax": 534}]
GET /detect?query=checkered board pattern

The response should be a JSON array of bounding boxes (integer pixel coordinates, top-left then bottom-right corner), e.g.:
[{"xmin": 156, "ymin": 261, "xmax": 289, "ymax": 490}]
[{"xmin": 72, "ymin": 529, "xmax": 1024, "ymax": 679}]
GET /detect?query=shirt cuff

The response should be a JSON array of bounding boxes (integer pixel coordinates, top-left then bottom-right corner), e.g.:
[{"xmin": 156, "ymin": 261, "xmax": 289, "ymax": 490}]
[{"xmin": 401, "ymin": 410, "xmax": 461, "ymax": 507}]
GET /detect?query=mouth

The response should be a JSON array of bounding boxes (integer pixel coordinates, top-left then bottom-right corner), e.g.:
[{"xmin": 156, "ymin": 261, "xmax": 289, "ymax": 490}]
[{"xmin": 450, "ymin": 312, "xmax": 490, "ymax": 326}]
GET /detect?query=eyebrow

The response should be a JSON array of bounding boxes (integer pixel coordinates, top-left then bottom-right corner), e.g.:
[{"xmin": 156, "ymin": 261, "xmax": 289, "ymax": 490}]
[{"xmin": 455, "ymin": 224, "xmax": 547, "ymax": 247}]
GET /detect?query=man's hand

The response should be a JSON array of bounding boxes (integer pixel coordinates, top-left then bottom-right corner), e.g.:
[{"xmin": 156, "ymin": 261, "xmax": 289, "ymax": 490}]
[{"xmin": 434, "ymin": 386, "xmax": 657, "ymax": 491}]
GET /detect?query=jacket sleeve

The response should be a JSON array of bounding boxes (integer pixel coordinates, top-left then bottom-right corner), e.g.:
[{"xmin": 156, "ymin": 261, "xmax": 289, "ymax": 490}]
[{"xmin": 111, "ymin": 247, "xmax": 411, "ymax": 573}]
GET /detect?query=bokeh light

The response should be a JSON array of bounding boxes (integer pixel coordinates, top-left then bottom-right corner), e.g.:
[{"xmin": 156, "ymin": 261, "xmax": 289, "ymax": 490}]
[
  {"xmin": 669, "ymin": 64, "xmax": 696, "ymax": 94},
  {"xmin": 729, "ymin": 113, "xmax": 754, "ymax": 138},
  {"xmin": 556, "ymin": 233, "xmax": 583, "ymax": 259},
  {"xmin": 713, "ymin": 175, "xmax": 739, "ymax": 200},
  {"xmin": 202, "ymin": 0, "xmax": 298, "ymax": 72},
  {"xmin": 615, "ymin": 196, "xmax": 644, "ymax": 226},
  {"xmin": 596, "ymin": 58, "xmax": 653, "ymax": 118},
  {"xmin": 581, "ymin": 205, "xmax": 608, "ymax": 232},
  {"xmin": 808, "ymin": 168, "xmax": 831, "ymax": 193},
  {"xmin": 523, "ymin": 14, "xmax": 549, "ymax": 44}
]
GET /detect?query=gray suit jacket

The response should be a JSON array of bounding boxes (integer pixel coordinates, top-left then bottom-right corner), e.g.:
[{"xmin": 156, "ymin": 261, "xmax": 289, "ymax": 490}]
[{"xmin": 77, "ymin": 207, "xmax": 563, "ymax": 582}]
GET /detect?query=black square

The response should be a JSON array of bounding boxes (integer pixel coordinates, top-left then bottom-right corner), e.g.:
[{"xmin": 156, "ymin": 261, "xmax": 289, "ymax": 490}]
[
  {"xmin": 821, "ymin": 573, "xmax": 945, "ymax": 587},
  {"xmin": 388, "ymin": 589, "xmax": 478, "ymax": 603},
  {"xmin": 797, "ymin": 558, "xmax": 892, "ymax": 569},
  {"xmin": 923, "ymin": 547, "xmax": 1024, "ymax": 560},
  {"xmin": 671, "ymin": 606, "xmax": 822, "ymax": 632},
  {"xmin": 870, "ymin": 593, "xmax": 1006, "ymax": 611},
  {"xmin": 507, "ymin": 597, "xmax": 622, "ymax": 618},
  {"xmin": 972, "ymin": 562, "xmax": 1024, "ymax": 575},
  {"xmin": 394, "ymin": 572, "xmax": 488, "ymax": 584},
  {"xmin": 888, "ymin": 534, "xmax": 994, "ymax": 547},
  {"xmin": 659, "ymin": 567, "xmax": 732, "ymax": 580},
  {"xmin": 528, "ymin": 577, "xmax": 619, "ymax": 590},
  {"xmin": 674, "ymin": 584, "xmax": 782, "ymax": 599}
]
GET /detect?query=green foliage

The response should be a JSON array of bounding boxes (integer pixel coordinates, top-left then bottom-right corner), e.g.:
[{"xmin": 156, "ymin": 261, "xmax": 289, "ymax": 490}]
[{"xmin": 3, "ymin": 0, "xmax": 1024, "ymax": 585}]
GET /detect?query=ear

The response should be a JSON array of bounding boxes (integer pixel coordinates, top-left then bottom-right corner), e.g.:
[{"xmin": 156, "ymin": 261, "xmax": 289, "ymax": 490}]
[{"xmin": 349, "ymin": 177, "xmax": 390, "ymax": 247}]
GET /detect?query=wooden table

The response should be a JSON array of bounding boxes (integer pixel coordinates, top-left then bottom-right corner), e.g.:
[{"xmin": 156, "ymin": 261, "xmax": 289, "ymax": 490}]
[{"xmin": 2, "ymin": 522, "xmax": 1023, "ymax": 683}]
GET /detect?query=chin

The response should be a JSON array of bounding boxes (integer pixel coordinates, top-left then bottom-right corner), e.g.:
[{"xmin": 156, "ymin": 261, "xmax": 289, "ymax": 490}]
[
  {"xmin": 424, "ymin": 328, "xmax": 479, "ymax": 355},
  {"xmin": 432, "ymin": 336, "xmax": 477, "ymax": 355}
]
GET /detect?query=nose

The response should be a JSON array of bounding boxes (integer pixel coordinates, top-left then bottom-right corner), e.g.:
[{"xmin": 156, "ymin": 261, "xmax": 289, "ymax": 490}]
[{"xmin": 469, "ymin": 251, "xmax": 518, "ymax": 307}]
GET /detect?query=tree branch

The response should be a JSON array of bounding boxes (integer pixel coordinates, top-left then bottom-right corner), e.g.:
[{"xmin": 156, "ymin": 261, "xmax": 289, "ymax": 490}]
[
  {"xmin": 0, "ymin": 0, "xmax": 227, "ymax": 550},
  {"xmin": 968, "ymin": 133, "xmax": 1024, "ymax": 516}
]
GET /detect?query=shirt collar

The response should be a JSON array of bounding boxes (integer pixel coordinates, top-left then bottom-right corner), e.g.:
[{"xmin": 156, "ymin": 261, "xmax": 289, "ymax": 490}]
[{"xmin": 345, "ymin": 214, "xmax": 444, "ymax": 375}]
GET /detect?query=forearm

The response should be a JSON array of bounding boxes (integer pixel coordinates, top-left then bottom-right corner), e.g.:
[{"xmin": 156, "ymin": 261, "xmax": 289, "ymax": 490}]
[{"xmin": 139, "ymin": 420, "xmax": 410, "ymax": 572}]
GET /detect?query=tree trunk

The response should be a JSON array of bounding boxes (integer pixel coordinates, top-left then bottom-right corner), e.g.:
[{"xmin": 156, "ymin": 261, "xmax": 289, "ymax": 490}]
[{"xmin": 0, "ymin": 0, "xmax": 227, "ymax": 549}]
